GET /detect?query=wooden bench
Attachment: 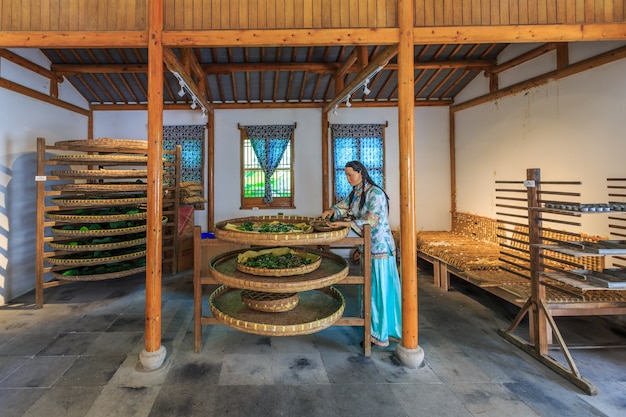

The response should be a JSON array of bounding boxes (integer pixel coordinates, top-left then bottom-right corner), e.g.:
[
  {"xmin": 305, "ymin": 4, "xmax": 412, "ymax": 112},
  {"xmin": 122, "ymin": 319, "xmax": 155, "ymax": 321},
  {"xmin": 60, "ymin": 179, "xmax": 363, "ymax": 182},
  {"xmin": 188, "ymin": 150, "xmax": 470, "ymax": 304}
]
[{"xmin": 417, "ymin": 212, "xmax": 502, "ymax": 291}]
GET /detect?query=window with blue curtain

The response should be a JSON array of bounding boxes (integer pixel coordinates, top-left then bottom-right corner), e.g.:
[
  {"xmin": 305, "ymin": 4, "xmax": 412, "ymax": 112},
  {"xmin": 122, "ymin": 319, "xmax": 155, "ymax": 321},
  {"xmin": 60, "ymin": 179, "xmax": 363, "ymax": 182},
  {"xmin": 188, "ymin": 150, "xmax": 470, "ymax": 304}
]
[
  {"xmin": 330, "ymin": 124, "xmax": 385, "ymax": 202},
  {"xmin": 240, "ymin": 124, "xmax": 295, "ymax": 209}
]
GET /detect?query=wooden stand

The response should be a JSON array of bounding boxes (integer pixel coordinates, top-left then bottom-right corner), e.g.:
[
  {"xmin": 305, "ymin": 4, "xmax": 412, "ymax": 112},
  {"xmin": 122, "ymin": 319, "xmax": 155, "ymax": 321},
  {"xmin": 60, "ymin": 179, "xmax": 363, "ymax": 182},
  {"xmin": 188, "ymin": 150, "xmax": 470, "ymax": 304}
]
[
  {"xmin": 498, "ymin": 168, "xmax": 626, "ymax": 395},
  {"xmin": 193, "ymin": 224, "xmax": 372, "ymax": 356}
]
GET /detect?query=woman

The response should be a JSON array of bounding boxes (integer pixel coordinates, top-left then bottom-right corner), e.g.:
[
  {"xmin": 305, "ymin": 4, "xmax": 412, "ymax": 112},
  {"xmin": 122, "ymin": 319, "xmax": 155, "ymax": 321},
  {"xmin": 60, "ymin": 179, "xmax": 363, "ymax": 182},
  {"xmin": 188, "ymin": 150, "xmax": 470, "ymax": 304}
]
[{"xmin": 322, "ymin": 160, "xmax": 402, "ymax": 347}]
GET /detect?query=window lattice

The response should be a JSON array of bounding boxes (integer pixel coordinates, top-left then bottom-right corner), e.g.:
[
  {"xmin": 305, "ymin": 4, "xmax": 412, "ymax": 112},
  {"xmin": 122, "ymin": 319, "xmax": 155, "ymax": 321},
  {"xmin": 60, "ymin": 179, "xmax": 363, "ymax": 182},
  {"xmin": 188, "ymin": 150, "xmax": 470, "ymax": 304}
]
[
  {"xmin": 163, "ymin": 125, "xmax": 205, "ymax": 186},
  {"xmin": 331, "ymin": 124, "xmax": 385, "ymax": 201}
]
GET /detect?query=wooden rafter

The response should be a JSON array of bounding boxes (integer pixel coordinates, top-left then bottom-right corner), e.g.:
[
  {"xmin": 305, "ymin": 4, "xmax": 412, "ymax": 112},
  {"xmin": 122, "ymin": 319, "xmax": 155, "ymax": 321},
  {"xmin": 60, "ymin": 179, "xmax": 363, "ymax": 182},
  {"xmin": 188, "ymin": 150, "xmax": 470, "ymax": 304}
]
[{"xmin": 162, "ymin": 47, "xmax": 213, "ymax": 113}]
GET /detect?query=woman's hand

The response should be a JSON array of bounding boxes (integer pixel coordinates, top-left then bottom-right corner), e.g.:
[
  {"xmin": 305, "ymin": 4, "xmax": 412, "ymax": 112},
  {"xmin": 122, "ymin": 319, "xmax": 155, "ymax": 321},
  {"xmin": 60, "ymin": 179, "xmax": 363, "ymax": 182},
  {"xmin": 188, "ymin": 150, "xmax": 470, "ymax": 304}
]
[
  {"xmin": 321, "ymin": 209, "xmax": 335, "ymax": 220},
  {"xmin": 329, "ymin": 220, "xmax": 352, "ymax": 229}
]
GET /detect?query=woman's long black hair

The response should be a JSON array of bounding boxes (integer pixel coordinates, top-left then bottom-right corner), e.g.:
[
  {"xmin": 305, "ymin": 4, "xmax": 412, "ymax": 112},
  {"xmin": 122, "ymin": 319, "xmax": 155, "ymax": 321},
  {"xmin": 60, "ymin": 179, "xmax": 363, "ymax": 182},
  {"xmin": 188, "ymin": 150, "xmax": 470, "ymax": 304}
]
[{"xmin": 345, "ymin": 160, "xmax": 390, "ymax": 213}]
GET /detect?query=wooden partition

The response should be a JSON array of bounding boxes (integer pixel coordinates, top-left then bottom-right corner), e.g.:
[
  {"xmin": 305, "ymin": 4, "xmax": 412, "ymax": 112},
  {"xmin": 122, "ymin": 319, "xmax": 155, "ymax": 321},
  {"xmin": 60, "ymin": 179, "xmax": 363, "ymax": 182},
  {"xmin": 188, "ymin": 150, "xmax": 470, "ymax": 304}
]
[{"xmin": 2, "ymin": 0, "xmax": 622, "ymax": 32}]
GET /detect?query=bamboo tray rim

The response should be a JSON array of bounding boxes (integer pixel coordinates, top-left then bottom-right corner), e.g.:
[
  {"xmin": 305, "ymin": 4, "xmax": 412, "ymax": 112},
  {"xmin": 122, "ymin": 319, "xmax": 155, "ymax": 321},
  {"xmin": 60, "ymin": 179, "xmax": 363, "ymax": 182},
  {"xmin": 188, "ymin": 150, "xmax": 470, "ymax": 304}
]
[
  {"xmin": 241, "ymin": 290, "xmax": 300, "ymax": 312},
  {"xmin": 51, "ymin": 183, "xmax": 149, "ymax": 192},
  {"xmin": 209, "ymin": 286, "xmax": 345, "ymax": 336},
  {"xmin": 50, "ymin": 154, "xmax": 149, "ymax": 163},
  {"xmin": 45, "ymin": 248, "xmax": 146, "ymax": 266},
  {"xmin": 52, "ymin": 265, "xmax": 146, "ymax": 281},
  {"xmin": 209, "ymin": 247, "xmax": 348, "ymax": 292},
  {"xmin": 49, "ymin": 236, "xmax": 147, "ymax": 252},
  {"xmin": 51, "ymin": 217, "xmax": 166, "ymax": 237},
  {"xmin": 214, "ymin": 215, "xmax": 349, "ymax": 246},
  {"xmin": 45, "ymin": 210, "xmax": 147, "ymax": 222},
  {"xmin": 51, "ymin": 169, "xmax": 148, "ymax": 178},
  {"xmin": 50, "ymin": 195, "xmax": 148, "ymax": 207},
  {"xmin": 235, "ymin": 249, "xmax": 322, "ymax": 277},
  {"xmin": 54, "ymin": 138, "xmax": 148, "ymax": 151}
]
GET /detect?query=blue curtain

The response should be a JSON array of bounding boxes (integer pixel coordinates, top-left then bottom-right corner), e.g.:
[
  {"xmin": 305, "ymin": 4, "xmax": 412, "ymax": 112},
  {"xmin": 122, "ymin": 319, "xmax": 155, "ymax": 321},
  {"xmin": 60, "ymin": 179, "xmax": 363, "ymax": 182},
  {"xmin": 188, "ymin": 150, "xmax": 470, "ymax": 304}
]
[{"xmin": 244, "ymin": 125, "xmax": 295, "ymax": 204}]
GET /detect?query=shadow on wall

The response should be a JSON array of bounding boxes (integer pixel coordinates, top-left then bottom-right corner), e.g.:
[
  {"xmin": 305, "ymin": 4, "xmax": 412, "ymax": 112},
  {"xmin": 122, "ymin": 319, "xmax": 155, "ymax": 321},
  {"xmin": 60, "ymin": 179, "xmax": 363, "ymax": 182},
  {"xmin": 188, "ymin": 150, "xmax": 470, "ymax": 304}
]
[{"xmin": 0, "ymin": 152, "xmax": 38, "ymax": 304}]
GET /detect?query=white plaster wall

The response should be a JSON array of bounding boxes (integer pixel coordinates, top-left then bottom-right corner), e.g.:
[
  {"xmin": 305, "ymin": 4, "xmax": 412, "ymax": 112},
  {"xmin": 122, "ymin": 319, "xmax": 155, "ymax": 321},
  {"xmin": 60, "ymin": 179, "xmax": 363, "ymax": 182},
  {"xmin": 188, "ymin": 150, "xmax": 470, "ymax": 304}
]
[
  {"xmin": 454, "ymin": 43, "xmax": 626, "ymax": 239},
  {"xmin": 0, "ymin": 50, "xmax": 88, "ymax": 304}
]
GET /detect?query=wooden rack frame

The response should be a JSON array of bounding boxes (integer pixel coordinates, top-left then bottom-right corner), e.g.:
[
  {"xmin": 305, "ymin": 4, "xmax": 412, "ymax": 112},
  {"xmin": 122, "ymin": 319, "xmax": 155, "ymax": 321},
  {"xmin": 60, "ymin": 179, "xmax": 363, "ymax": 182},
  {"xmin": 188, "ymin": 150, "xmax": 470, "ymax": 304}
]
[
  {"xmin": 498, "ymin": 168, "xmax": 626, "ymax": 396},
  {"xmin": 192, "ymin": 224, "xmax": 372, "ymax": 356}
]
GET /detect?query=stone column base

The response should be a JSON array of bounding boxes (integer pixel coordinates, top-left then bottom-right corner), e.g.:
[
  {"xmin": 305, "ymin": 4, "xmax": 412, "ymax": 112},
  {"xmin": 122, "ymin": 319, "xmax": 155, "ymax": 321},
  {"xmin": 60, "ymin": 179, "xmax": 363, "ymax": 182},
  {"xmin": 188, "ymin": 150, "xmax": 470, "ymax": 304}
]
[
  {"xmin": 396, "ymin": 343, "xmax": 425, "ymax": 368},
  {"xmin": 139, "ymin": 345, "xmax": 167, "ymax": 371}
]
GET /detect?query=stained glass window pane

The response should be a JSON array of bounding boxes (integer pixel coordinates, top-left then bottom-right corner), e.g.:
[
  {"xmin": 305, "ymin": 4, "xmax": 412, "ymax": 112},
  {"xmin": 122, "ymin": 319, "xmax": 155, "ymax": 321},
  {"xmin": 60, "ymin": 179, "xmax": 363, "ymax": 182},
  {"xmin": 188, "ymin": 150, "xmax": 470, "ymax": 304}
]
[{"xmin": 163, "ymin": 125, "xmax": 205, "ymax": 186}]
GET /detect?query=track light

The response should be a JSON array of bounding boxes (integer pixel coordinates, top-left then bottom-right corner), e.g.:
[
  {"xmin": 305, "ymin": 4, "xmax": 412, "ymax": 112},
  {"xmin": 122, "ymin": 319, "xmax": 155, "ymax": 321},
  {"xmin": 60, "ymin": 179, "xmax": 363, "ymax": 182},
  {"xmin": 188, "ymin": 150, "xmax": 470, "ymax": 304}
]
[
  {"xmin": 345, "ymin": 96, "xmax": 352, "ymax": 107},
  {"xmin": 178, "ymin": 88, "xmax": 185, "ymax": 97},
  {"xmin": 191, "ymin": 101, "xmax": 197, "ymax": 110},
  {"xmin": 333, "ymin": 105, "xmax": 338, "ymax": 116},
  {"xmin": 363, "ymin": 79, "xmax": 371, "ymax": 95}
]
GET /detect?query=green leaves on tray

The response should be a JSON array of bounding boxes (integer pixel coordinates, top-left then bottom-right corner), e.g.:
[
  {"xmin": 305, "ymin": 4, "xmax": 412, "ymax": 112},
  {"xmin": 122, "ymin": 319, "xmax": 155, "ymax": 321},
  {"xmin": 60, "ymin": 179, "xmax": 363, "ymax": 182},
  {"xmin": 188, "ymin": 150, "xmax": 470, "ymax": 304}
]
[
  {"xmin": 54, "ymin": 244, "xmax": 146, "ymax": 261},
  {"xmin": 63, "ymin": 233, "xmax": 146, "ymax": 247},
  {"xmin": 60, "ymin": 258, "xmax": 147, "ymax": 276},
  {"xmin": 60, "ymin": 220, "xmax": 147, "ymax": 231}
]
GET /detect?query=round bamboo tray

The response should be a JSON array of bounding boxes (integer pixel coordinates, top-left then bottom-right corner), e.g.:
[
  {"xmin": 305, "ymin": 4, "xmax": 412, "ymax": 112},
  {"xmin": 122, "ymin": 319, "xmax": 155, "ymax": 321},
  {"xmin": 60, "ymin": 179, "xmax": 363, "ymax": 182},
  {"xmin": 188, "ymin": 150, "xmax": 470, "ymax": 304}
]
[
  {"xmin": 240, "ymin": 290, "xmax": 299, "ymax": 312},
  {"xmin": 45, "ymin": 246, "xmax": 146, "ymax": 267},
  {"xmin": 51, "ymin": 169, "xmax": 148, "ymax": 179},
  {"xmin": 51, "ymin": 216, "xmax": 167, "ymax": 237},
  {"xmin": 209, "ymin": 247, "xmax": 348, "ymax": 292},
  {"xmin": 51, "ymin": 194, "xmax": 147, "ymax": 208},
  {"xmin": 235, "ymin": 249, "xmax": 321, "ymax": 277},
  {"xmin": 48, "ymin": 234, "xmax": 146, "ymax": 252},
  {"xmin": 54, "ymin": 138, "xmax": 148, "ymax": 151},
  {"xmin": 209, "ymin": 286, "xmax": 345, "ymax": 336},
  {"xmin": 50, "ymin": 154, "xmax": 149, "ymax": 165},
  {"xmin": 214, "ymin": 215, "xmax": 349, "ymax": 246},
  {"xmin": 51, "ymin": 182, "xmax": 149, "ymax": 192},
  {"xmin": 44, "ymin": 209, "xmax": 146, "ymax": 223},
  {"xmin": 52, "ymin": 265, "xmax": 146, "ymax": 282}
]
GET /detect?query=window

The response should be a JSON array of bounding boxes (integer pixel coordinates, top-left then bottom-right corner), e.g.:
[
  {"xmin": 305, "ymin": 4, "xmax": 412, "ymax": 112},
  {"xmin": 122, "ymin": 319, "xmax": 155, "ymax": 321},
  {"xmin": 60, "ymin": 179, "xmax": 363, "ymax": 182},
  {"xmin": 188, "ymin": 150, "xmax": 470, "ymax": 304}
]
[
  {"xmin": 240, "ymin": 124, "xmax": 295, "ymax": 209},
  {"xmin": 330, "ymin": 124, "xmax": 386, "ymax": 203},
  {"xmin": 163, "ymin": 125, "xmax": 205, "ymax": 186}
]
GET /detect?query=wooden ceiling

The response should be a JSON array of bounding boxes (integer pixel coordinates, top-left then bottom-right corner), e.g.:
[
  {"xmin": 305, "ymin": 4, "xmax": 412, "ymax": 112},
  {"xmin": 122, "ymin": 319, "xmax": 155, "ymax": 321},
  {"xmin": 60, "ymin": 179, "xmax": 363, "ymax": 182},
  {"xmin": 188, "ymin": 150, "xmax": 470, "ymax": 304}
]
[{"xmin": 41, "ymin": 43, "xmax": 508, "ymax": 109}]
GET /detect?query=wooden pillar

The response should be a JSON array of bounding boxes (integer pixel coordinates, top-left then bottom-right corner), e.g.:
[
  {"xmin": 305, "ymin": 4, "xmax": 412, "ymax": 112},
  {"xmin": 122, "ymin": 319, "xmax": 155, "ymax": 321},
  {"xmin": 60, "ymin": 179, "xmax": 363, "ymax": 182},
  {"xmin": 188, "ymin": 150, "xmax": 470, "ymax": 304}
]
[
  {"xmin": 397, "ymin": 0, "xmax": 418, "ymax": 350},
  {"xmin": 142, "ymin": 0, "xmax": 165, "ymax": 369},
  {"xmin": 207, "ymin": 111, "xmax": 215, "ymax": 231},
  {"xmin": 321, "ymin": 110, "xmax": 329, "ymax": 212}
]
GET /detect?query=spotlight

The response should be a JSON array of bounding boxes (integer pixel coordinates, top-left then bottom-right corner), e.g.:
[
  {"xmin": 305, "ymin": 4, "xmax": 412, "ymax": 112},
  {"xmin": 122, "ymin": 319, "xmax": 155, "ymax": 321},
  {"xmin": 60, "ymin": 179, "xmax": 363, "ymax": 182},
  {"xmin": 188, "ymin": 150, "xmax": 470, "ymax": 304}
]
[
  {"xmin": 363, "ymin": 79, "xmax": 371, "ymax": 95},
  {"xmin": 333, "ymin": 106, "xmax": 338, "ymax": 116},
  {"xmin": 345, "ymin": 99, "xmax": 352, "ymax": 108},
  {"xmin": 191, "ymin": 101, "xmax": 197, "ymax": 110},
  {"xmin": 178, "ymin": 88, "xmax": 185, "ymax": 97}
]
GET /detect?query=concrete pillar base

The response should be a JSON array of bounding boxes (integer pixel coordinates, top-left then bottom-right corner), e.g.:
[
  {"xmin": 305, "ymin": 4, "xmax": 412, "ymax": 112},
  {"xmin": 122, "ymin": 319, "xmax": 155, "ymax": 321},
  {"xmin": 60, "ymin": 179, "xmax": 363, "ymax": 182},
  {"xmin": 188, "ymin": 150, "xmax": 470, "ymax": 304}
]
[
  {"xmin": 396, "ymin": 343, "xmax": 425, "ymax": 368},
  {"xmin": 139, "ymin": 346, "xmax": 167, "ymax": 371}
]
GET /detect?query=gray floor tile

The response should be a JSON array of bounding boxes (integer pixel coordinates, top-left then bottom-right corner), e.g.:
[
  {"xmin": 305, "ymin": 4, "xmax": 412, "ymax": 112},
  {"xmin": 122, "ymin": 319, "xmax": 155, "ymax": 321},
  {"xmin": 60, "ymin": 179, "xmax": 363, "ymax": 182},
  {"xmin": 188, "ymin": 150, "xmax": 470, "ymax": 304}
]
[
  {"xmin": 21, "ymin": 385, "xmax": 104, "ymax": 417},
  {"xmin": 392, "ymin": 383, "xmax": 472, "ymax": 417},
  {"xmin": 0, "ymin": 356, "xmax": 76, "ymax": 388},
  {"xmin": 38, "ymin": 332, "xmax": 101, "ymax": 356},
  {"xmin": 271, "ymin": 352, "xmax": 330, "ymax": 384},
  {"xmin": 332, "ymin": 383, "xmax": 409, "ymax": 417},
  {"xmin": 85, "ymin": 385, "xmax": 161, "ymax": 417},
  {"xmin": 55, "ymin": 355, "xmax": 127, "ymax": 386},
  {"xmin": 219, "ymin": 353, "xmax": 274, "ymax": 385},
  {"xmin": 321, "ymin": 351, "xmax": 382, "ymax": 384},
  {"xmin": 0, "ymin": 388, "xmax": 48, "ymax": 417}
]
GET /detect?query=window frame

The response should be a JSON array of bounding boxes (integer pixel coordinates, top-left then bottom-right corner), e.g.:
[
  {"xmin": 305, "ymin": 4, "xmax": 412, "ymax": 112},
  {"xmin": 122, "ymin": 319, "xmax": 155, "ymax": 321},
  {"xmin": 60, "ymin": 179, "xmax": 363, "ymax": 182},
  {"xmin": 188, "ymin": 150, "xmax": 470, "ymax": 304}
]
[
  {"xmin": 239, "ymin": 128, "xmax": 295, "ymax": 210},
  {"xmin": 330, "ymin": 124, "xmax": 386, "ymax": 204}
]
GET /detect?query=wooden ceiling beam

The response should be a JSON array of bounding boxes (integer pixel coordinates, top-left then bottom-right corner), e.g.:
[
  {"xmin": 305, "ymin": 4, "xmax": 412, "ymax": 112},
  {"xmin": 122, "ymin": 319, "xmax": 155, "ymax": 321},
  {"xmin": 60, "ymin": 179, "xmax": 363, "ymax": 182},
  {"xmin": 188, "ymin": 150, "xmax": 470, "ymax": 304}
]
[
  {"xmin": 452, "ymin": 45, "xmax": 626, "ymax": 112},
  {"xmin": 322, "ymin": 44, "xmax": 398, "ymax": 113},
  {"xmin": 162, "ymin": 47, "xmax": 213, "ymax": 114},
  {"xmin": 486, "ymin": 43, "xmax": 558, "ymax": 75},
  {"xmin": 51, "ymin": 59, "xmax": 495, "ymax": 76}
]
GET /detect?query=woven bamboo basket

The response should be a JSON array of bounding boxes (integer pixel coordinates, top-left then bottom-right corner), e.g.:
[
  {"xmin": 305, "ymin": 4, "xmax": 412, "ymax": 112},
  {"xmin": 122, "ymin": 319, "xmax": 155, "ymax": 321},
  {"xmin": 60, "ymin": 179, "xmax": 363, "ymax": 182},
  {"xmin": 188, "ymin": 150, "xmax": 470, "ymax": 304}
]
[
  {"xmin": 209, "ymin": 247, "xmax": 348, "ymax": 293},
  {"xmin": 51, "ymin": 216, "xmax": 166, "ymax": 237},
  {"xmin": 52, "ymin": 265, "xmax": 146, "ymax": 282},
  {"xmin": 44, "ymin": 209, "xmax": 146, "ymax": 223},
  {"xmin": 50, "ymin": 194, "xmax": 148, "ymax": 208},
  {"xmin": 50, "ymin": 154, "xmax": 149, "ymax": 165},
  {"xmin": 45, "ymin": 246, "xmax": 146, "ymax": 267},
  {"xmin": 240, "ymin": 290, "xmax": 300, "ymax": 312},
  {"xmin": 51, "ymin": 182, "xmax": 149, "ymax": 192},
  {"xmin": 209, "ymin": 286, "xmax": 345, "ymax": 336},
  {"xmin": 54, "ymin": 138, "xmax": 148, "ymax": 151},
  {"xmin": 214, "ymin": 215, "xmax": 349, "ymax": 246},
  {"xmin": 51, "ymin": 169, "xmax": 148, "ymax": 179},
  {"xmin": 48, "ymin": 235, "xmax": 146, "ymax": 252},
  {"xmin": 235, "ymin": 249, "xmax": 322, "ymax": 277}
]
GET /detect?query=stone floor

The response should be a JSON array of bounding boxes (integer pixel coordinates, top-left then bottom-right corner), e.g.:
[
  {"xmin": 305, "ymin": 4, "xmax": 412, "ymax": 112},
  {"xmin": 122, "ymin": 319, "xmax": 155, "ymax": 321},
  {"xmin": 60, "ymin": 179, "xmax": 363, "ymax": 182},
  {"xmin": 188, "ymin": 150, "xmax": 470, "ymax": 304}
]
[{"xmin": 1, "ymin": 266, "xmax": 625, "ymax": 417}]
